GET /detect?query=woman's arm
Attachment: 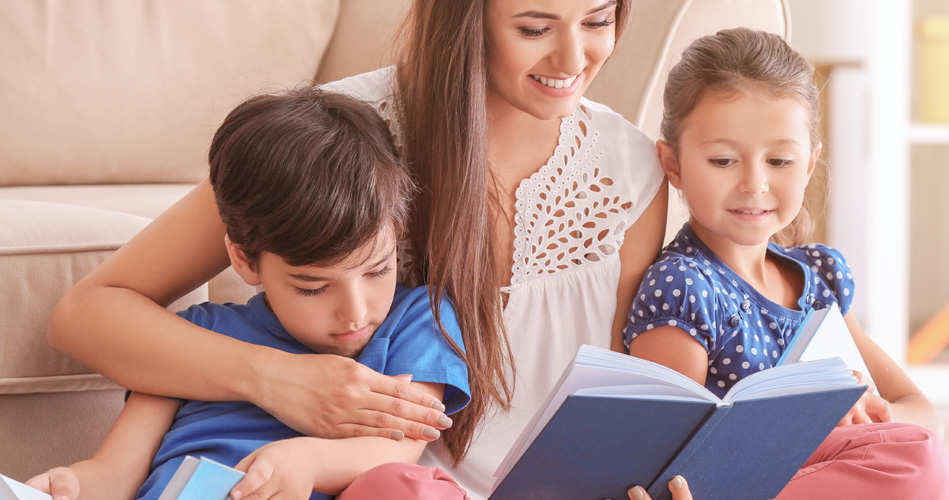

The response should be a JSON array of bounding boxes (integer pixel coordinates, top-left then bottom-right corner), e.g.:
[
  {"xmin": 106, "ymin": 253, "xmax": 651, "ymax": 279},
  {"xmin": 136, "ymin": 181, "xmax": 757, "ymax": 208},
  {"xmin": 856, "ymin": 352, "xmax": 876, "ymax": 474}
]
[
  {"xmin": 27, "ymin": 392, "xmax": 178, "ymax": 500},
  {"xmin": 230, "ymin": 382, "xmax": 445, "ymax": 499},
  {"xmin": 610, "ymin": 181, "xmax": 668, "ymax": 352},
  {"xmin": 47, "ymin": 180, "xmax": 448, "ymax": 440},
  {"xmin": 845, "ymin": 312, "xmax": 944, "ymax": 437}
]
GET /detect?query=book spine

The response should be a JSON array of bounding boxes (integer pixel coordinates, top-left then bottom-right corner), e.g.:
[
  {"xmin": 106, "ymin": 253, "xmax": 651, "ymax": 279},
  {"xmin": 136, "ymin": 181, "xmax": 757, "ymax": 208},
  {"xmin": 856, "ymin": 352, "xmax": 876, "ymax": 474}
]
[{"xmin": 647, "ymin": 405, "xmax": 731, "ymax": 500}]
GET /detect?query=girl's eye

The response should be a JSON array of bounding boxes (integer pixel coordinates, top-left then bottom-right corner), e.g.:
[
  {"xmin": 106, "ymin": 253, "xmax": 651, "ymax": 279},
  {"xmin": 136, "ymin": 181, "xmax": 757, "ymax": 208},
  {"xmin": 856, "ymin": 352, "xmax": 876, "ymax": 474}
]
[
  {"xmin": 295, "ymin": 287, "xmax": 326, "ymax": 297},
  {"xmin": 709, "ymin": 158, "xmax": 735, "ymax": 168},
  {"xmin": 584, "ymin": 18, "xmax": 615, "ymax": 30},
  {"xmin": 368, "ymin": 265, "xmax": 393, "ymax": 279},
  {"xmin": 768, "ymin": 158, "xmax": 794, "ymax": 167},
  {"xmin": 518, "ymin": 26, "xmax": 549, "ymax": 38}
]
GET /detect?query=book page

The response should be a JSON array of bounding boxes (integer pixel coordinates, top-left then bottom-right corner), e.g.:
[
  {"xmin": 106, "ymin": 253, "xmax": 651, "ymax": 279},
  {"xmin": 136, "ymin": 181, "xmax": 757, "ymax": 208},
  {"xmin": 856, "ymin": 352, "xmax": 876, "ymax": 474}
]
[
  {"xmin": 779, "ymin": 305, "xmax": 875, "ymax": 390},
  {"xmin": 0, "ymin": 474, "xmax": 52, "ymax": 500}
]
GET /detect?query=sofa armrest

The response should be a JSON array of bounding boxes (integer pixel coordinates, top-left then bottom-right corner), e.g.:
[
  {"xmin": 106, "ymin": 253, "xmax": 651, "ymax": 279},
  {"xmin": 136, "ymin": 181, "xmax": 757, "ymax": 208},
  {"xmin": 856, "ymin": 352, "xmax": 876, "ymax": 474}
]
[{"xmin": 0, "ymin": 200, "xmax": 207, "ymax": 480}]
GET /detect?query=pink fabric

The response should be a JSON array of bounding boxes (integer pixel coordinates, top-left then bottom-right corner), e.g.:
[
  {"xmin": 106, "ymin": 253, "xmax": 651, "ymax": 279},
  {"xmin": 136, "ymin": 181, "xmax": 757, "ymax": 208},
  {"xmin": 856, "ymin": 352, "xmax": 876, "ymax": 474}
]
[
  {"xmin": 774, "ymin": 422, "xmax": 949, "ymax": 500},
  {"xmin": 337, "ymin": 462, "xmax": 469, "ymax": 500}
]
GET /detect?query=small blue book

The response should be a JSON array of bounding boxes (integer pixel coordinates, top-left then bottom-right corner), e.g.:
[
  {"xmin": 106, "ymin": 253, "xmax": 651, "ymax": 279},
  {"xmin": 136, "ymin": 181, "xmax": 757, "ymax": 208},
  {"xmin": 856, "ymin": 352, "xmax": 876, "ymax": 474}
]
[
  {"xmin": 157, "ymin": 456, "xmax": 245, "ymax": 500},
  {"xmin": 490, "ymin": 345, "xmax": 866, "ymax": 500}
]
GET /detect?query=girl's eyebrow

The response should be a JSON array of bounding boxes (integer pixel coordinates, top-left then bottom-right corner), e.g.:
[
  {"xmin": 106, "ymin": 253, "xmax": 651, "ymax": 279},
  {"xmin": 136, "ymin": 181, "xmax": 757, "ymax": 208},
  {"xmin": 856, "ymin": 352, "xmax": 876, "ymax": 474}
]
[
  {"xmin": 513, "ymin": 1, "xmax": 617, "ymax": 20},
  {"xmin": 700, "ymin": 138, "xmax": 804, "ymax": 148}
]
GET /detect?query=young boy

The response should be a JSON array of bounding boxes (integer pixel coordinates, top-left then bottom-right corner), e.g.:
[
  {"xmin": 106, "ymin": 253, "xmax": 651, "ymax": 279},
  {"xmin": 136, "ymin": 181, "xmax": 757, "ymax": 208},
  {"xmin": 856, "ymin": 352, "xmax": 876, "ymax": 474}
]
[{"xmin": 27, "ymin": 89, "xmax": 470, "ymax": 500}]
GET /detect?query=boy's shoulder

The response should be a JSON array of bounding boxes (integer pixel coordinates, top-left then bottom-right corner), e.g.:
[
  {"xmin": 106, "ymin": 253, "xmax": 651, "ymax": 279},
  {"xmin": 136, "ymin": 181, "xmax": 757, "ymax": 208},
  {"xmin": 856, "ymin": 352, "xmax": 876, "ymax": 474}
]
[{"xmin": 176, "ymin": 300, "xmax": 253, "ymax": 328}]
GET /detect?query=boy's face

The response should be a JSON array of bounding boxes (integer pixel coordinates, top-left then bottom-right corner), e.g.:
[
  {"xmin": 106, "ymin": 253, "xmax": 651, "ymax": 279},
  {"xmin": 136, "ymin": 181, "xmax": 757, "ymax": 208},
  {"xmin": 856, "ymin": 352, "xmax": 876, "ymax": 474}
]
[{"xmin": 230, "ymin": 232, "xmax": 398, "ymax": 358}]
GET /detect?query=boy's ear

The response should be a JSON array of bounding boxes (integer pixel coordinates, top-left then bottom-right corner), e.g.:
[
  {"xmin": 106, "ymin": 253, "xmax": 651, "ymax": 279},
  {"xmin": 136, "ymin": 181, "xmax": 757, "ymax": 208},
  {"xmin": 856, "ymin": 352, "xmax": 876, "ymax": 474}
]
[
  {"xmin": 807, "ymin": 142, "xmax": 822, "ymax": 178},
  {"xmin": 657, "ymin": 141, "xmax": 683, "ymax": 189},
  {"xmin": 224, "ymin": 234, "xmax": 262, "ymax": 286}
]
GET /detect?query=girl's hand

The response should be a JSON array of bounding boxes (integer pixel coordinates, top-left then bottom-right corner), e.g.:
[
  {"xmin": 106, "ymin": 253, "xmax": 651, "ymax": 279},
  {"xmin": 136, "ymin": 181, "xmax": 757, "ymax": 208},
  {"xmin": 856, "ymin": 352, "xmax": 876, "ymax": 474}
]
[
  {"xmin": 231, "ymin": 438, "xmax": 324, "ymax": 500},
  {"xmin": 255, "ymin": 353, "xmax": 450, "ymax": 442},
  {"xmin": 839, "ymin": 370, "xmax": 893, "ymax": 427},
  {"xmin": 606, "ymin": 475, "xmax": 693, "ymax": 500},
  {"xmin": 26, "ymin": 467, "xmax": 81, "ymax": 500}
]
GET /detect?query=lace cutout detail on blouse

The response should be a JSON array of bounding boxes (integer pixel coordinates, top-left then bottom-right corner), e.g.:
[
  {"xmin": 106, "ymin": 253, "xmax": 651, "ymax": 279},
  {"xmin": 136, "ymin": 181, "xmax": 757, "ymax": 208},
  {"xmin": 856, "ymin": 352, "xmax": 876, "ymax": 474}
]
[
  {"xmin": 510, "ymin": 104, "xmax": 635, "ymax": 284},
  {"xmin": 373, "ymin": 99, "xmax": 418, "ymax": 285}
]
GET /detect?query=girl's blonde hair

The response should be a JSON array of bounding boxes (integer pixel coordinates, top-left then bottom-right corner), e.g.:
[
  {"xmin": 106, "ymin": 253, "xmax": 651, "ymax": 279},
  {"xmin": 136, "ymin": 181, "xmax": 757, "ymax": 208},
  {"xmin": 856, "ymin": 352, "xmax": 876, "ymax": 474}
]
[
  {"xmin": 392, "ymin": 0, "xmax": 631, "ymax": 464},
  {"xmin": 661, "ymin": 27, "xmax": 823, "ymax": 246}
]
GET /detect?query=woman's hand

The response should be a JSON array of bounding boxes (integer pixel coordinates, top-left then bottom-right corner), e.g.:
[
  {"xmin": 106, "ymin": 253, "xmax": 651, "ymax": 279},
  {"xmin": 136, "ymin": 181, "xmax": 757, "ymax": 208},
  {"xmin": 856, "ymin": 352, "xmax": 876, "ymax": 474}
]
[
  {"xmin": 838, "ymin": 370, "xmax": 892, "ymax": 427},
  {"xmin": 254, "ymin": 352, "xmax": 451, "ymax": 441},
  {"xmin": 607, "ymin": 475, "xmax": 693, "ymax": 500},
  {"xmin": 26, "ymin": 466, "xmax": 81, "ymax": 500}
]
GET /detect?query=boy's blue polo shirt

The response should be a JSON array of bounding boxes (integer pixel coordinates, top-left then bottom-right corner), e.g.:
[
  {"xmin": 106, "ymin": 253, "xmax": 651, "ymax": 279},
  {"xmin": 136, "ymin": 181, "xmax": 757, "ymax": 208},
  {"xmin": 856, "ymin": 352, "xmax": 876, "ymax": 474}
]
[{"xmin": 136, "ymin": 284, "xmax": 470, "ymax": 500}]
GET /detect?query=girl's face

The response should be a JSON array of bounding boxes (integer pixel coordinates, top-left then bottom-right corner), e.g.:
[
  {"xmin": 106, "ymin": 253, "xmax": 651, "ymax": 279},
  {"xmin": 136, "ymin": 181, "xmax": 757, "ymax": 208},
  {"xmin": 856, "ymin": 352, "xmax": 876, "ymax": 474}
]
[
  {"xmin": 660, "ymin": 90, "xmax": 820, "ymax": 255},
  {"xmin": 484, "ymin": 0, "xmax": 618, "ymax": 121}
]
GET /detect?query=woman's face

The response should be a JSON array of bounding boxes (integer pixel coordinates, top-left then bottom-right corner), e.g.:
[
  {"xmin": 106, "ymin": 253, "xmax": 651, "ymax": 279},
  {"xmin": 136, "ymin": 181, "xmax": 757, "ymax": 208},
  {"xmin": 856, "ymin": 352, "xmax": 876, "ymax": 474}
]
[{"xmin": 484, "ymin": 0, "xmax": 618, "ymax": 121}]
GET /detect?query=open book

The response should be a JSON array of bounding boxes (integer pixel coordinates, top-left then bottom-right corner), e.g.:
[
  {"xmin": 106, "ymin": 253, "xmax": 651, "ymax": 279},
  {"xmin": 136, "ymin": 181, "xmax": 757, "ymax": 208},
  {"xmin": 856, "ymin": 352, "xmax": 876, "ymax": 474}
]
[
  {"xmin": 0, "ymin": 457, "xmax": 243, "ymax": 500},
  {"xmin": 777, "ymin": 304, "xmax": 875, "ymax": 389},
  {"xmin": 489, "ymin": 345, "xmax": 865, "ymax": 500}
]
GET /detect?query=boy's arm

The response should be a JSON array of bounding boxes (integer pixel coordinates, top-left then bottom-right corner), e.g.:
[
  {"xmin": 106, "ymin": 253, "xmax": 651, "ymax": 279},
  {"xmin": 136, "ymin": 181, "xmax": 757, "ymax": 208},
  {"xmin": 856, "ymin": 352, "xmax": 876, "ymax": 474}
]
[
  {"xmin": 27, "ymin": 392, "xmax": 178, "ymax": 500},
  {"xmin": 231, "ymin": 382, "xmax": 442, "ymax": 499},
  {"xmin": 845, "ymin": 312, "xmax": 944, "ymax": 437}
]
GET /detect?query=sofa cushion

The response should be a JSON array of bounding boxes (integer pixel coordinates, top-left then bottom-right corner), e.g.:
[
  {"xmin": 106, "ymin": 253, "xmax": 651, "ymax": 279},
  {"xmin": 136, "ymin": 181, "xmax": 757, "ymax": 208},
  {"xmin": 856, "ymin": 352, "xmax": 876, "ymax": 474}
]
[
  {"xmin": 0, "ymin": 200, "xmax": 208, "ymax": 394},
  {"xmin": 0, "ymin": 0, "xmax": 340, "ymax": 186},
  {"xmin": 0, "ymin": 184, "xmax": 197, "ymax": 219}
]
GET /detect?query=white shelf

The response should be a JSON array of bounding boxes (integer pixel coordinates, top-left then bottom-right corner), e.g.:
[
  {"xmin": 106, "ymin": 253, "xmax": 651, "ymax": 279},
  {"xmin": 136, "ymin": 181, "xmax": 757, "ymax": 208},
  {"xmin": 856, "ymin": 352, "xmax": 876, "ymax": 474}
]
[{"xmin": 909, "ymin": 124, "xmax": 949, "ymax": 144}]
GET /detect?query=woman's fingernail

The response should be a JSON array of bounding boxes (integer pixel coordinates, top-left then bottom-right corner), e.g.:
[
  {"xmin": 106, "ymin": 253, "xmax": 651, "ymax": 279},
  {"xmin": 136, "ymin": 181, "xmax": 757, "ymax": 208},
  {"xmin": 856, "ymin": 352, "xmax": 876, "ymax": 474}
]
[
  {"xmin": 437, "ymin": 414, "xmax": 453, "ymax": 428},
  {"xmin": 231, "ymin": 490, "xmax": 242, "ymax": 500},
  {"xmin": 432, "ymin": 400, "xmax": 446, "ymax": 412},
  {"xmin": 671, "ymin": 475, "xmax": 684, "ymax": 490},
  {"xmin": 423, "ymin": 427, "xmax": 441, "ymax": 440},
  {"xmin": 628, "ymin": 486, "xmax": 645, "ymax": 500},
  {"xmin": 389, "ymin": 430, "xmax": 405, "ymax": 441},
  {"xmin": 395, "ymin": 373, "xmax": 413, "ymax": 382}
]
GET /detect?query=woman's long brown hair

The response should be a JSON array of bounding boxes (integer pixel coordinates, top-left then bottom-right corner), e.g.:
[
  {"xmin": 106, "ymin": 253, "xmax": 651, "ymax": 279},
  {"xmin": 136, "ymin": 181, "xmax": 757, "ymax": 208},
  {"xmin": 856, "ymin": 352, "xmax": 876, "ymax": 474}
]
[{"xmin": 393, "ymin": 0, "xmax": 631, "ymax": 465}]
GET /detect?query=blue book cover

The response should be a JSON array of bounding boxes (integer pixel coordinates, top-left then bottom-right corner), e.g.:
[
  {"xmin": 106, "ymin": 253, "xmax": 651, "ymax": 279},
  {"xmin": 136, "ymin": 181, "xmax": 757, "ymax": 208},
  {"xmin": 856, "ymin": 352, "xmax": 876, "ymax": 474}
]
[
  {"xmin": 489, "ymin": 345, "xmax": 865, "ymax": 500},
  {"xmin": 157, "ymin": 456, "xmax": 245, "ymax": 500}
]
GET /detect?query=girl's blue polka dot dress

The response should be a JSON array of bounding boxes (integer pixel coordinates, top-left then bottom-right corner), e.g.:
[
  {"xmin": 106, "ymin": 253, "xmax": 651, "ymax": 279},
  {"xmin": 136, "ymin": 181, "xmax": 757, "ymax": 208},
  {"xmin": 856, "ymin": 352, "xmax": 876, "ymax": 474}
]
[{"xmin": 623, "ymin": 224, "xmax": 855, "ymax": 398}]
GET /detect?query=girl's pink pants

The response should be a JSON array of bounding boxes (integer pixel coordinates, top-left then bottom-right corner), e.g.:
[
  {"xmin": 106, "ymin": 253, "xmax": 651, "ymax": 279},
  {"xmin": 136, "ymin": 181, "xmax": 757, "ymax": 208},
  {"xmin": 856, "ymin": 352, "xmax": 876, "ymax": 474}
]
[{"xmin": 337, "ymin": 422, "xmax": 948, "ymax": 500}]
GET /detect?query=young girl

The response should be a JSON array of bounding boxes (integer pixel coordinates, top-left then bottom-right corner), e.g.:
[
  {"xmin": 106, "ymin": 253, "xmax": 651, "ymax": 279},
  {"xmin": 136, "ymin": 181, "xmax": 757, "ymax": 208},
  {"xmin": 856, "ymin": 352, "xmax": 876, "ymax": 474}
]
[
  {"xmin": 625, "ymin": 27, "xmax": 949, "ymax": 498},
  {"xmin": 27, "ymin": 89, "xmax": 471, "ymax": 500}
]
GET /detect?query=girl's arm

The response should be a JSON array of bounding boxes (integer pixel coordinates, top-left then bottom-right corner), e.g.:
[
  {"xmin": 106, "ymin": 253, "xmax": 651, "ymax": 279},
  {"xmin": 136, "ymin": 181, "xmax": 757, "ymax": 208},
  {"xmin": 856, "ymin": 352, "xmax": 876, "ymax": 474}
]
[
  {"xmin": 846, "ymin": 312, "xmax": 944, "ymax": 437},
  {"xmin": 627, "ymin": 325, "xmax": 710, "ymax": 384},
  {"xmin": 47, "ymin": 180, "xmax": 448, "ymax": 441},
  {"xmin": 230, "ymin": 382, "xmax": 445, "ymax": 499},
  {"xmin": 610, "ymin": 181, "xmax": 669, "ymax": 352},
  {"xmin": 27, "ymin": 392, "xmax": 177, "ymax": 500}
]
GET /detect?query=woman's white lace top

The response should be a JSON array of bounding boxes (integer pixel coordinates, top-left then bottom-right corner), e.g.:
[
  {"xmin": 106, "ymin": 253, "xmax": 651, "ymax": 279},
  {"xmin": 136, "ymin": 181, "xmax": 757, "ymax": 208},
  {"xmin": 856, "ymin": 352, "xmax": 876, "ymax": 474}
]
[{"xmin": 323, "ymin": 67, "xmax": 664, "ymax": 499}]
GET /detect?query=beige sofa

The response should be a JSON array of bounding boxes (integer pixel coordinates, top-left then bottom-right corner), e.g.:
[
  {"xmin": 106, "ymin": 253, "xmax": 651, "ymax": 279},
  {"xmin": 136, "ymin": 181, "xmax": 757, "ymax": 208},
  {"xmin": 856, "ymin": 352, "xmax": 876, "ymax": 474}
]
[{"xmin": 0, "ymin": 0, "xmax": 789, "ymax": 482}]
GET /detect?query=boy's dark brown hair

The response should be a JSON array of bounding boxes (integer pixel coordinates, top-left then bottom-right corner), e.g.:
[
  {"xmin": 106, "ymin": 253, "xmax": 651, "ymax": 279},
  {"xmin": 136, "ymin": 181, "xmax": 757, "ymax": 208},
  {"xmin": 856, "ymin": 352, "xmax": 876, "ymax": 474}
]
[{"xmin": 208, "ymin": 88, "xmax": 413, "ymax": 268}]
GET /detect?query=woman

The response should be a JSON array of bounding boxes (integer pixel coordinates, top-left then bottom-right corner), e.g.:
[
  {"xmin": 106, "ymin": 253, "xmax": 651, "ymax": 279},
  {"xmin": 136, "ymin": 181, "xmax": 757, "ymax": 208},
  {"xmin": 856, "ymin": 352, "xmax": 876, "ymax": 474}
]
[{"xmin": 48, "ymin": 1, "xmax": 678, "ymax": 498}]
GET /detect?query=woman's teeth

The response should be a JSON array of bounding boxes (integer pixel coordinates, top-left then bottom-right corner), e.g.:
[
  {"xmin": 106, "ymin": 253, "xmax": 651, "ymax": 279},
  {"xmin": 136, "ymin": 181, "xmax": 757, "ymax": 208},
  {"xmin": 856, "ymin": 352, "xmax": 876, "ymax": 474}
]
[
  {"xmin": 531, "ymin": 74, "xmax": 577, "ymax": 89},
  {"xmin": 734, "ymin": 209, "xmax": 766, "ymax": 215}
]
